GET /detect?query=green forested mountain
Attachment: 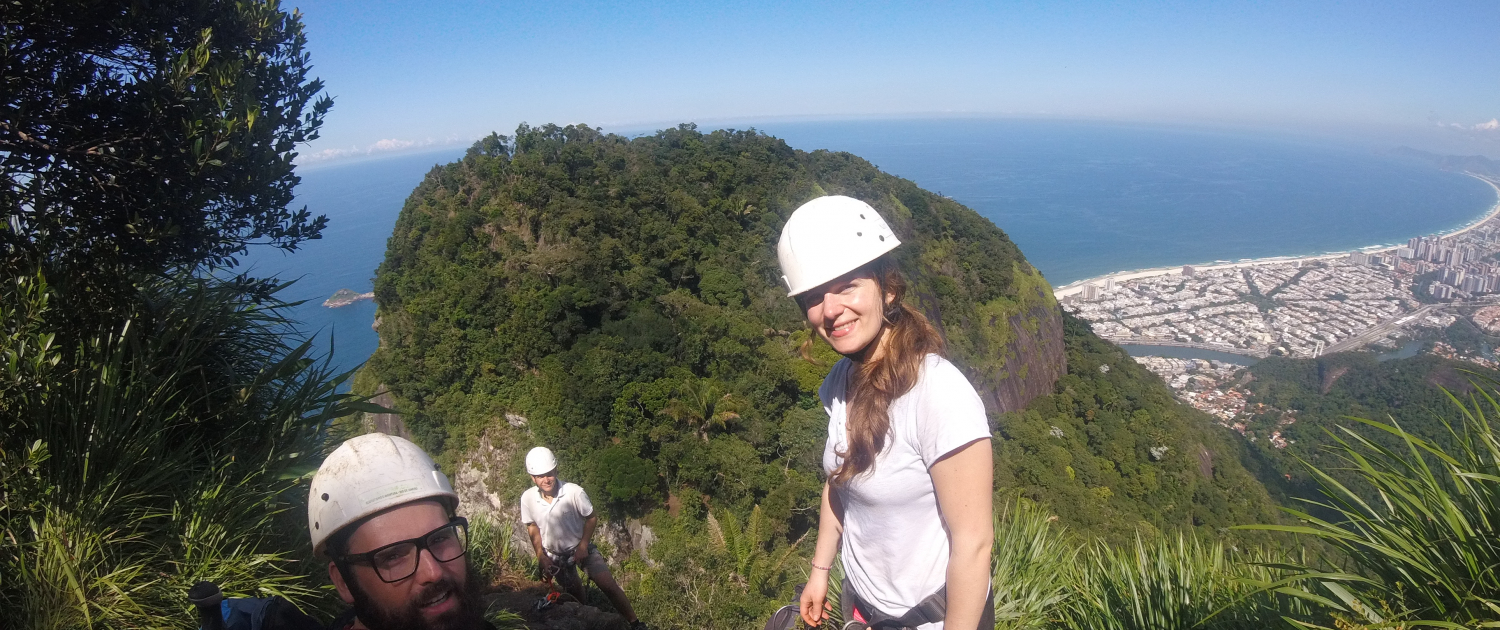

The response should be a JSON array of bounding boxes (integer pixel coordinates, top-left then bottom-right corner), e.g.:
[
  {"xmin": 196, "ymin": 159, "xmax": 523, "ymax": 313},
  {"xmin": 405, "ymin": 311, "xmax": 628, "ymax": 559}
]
[
  {"xmin": 365, "ymin": 123, "xmax": 1279, "ymax": 548},
  {"xmin": 1238, "ymin": 351, "xmax": 1500, "ymax": 506},
  {"xmin": 996, "ymin": 315, "xmax": 1282, "ymax": 539}
]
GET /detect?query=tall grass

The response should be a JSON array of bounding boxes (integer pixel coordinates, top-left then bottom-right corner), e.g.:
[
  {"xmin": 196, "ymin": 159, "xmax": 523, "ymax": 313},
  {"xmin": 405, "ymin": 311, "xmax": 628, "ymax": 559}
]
[
  {"xmin": 467, "ymin": 514, "xmax": 537, "ymax": 587},
  {"xmin": 991, "ymin": 497, "xmax": 1077, "ymax": 629},
  {"xmin": 1063, "ymin": 534, "xmax": 1313, "ymax": 630},
  {"xmin": 0, "ymin": 272, "xmax": 371, "ymax": 629},
  {"xmin": 1245, "ymin": 386, "xmax": 1500, "ymax": 628},
  {"xmin": 989, "ymin": 497, "xmax": 1314, "ymax": 630}
]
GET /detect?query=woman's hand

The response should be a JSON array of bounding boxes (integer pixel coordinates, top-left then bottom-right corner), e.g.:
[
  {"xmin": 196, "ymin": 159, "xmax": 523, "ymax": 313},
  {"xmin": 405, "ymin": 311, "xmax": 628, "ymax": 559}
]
[
  {"xmin": 800, "ymin": 571, "xmax": 832, "ymax": 626},
  {"xmin": 803, "ymin": 482, "xmax": 845, "ymax": 627}
]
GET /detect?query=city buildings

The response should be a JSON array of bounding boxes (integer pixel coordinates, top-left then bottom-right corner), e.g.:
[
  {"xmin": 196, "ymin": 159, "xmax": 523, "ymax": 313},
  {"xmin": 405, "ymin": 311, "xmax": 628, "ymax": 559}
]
[{"xmin": 1063, "ymin": 182, "xmax": 1500, "ymax": 359}]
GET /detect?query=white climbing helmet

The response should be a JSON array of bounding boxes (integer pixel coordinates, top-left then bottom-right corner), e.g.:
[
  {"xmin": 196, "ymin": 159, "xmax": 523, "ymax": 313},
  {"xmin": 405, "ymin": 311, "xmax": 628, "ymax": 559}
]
[
  {"xmin": 307, "ymin": 433, "xmax": 457, "ymax": 559},
  {"xmin": 777, "ymin": 195, "xmax": 901, "ymax": 296},
  {"xmin": 525, "ymin": 446, "xmax": 558, "ymax": 476}
]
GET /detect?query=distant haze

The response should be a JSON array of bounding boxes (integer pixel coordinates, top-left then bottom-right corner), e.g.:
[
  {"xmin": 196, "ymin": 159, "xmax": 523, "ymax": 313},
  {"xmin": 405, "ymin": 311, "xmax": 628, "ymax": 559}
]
[{"xmin": 295, "ymin": 1, "xmax": 1500, "ymax": 163}]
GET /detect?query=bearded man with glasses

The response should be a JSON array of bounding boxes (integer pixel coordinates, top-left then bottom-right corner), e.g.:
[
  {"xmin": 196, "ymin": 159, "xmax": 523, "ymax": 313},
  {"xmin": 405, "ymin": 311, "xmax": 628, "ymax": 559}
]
[{"xmin": 309, "ymin": 433, "xmax": 490, "ymax": 630}]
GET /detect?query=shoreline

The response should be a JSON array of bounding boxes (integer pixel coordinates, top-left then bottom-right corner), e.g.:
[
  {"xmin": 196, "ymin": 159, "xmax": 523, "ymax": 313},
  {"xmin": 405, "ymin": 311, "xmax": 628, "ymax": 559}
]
[{"xmin": 1054, "ymin": 172, "xmax": 1500, "ymax": 298}]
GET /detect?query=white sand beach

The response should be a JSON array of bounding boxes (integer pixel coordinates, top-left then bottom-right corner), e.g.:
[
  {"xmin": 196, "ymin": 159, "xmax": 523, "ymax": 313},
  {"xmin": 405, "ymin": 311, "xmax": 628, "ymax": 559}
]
[{"xmin": 1053, "ymin": 172, "xmax": 1500, "ymax": 298}]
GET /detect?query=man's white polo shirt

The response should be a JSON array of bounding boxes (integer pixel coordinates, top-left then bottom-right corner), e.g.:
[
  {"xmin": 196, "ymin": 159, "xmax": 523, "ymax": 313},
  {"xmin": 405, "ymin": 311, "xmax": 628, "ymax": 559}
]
[{"xmin": 519, "ymin": 481, "xmax": 594, "ymax": 556}]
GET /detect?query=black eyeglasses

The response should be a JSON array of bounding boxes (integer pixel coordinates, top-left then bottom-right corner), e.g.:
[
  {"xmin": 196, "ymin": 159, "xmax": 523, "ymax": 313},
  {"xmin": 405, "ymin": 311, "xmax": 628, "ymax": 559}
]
[{"xmin": 340, "ymin": 517, "xmax": 469, "ymax": 583}]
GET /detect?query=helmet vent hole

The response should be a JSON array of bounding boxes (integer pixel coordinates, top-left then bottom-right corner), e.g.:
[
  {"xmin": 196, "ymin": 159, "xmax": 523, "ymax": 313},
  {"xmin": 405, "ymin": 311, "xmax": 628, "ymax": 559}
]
[
  {"xmin": 857, "ymin": 232, "xmax": 863, "ymax": 237},
  {"xmin": 315, "ymin": 522, "xmax": 320, "ymax": 529},
  {"xmin": 879, "ymin": 235, "xmax": 885, "ymax": 241},
  {"xmin": 860, "ymin": 214, "xmax": 866, "ymax": 219},
  {"xmin": 322, "ymin": 493, "xmax": 329, "ymax": 501}
]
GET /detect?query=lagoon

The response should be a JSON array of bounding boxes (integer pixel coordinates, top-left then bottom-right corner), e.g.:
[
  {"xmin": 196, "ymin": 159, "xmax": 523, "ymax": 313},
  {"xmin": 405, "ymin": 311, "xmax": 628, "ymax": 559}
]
[{"xmin": 1119, "ymin": 344, "xmax": 1260, "ymax": 366}]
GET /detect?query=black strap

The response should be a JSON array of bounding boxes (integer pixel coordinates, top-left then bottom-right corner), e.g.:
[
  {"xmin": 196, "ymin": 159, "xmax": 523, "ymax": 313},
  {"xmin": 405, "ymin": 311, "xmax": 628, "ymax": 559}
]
[{"xmin": 842, "ymin": 580, "xmax": 994, "ymax": 630}]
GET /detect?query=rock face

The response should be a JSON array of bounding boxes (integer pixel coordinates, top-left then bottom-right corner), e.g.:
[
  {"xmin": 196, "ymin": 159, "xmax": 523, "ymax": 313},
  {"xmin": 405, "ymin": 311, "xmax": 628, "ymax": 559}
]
[
  {"xmin": 483, "ymin": 591, "xmax": 628, "ymax": 630},
  {"xmin": 359, "ymin": 387, "xmax": 412, "ymax": 438},
  {"xmin": 914, "ymin": 265, "xmax": 1067, "ymax": 416},
  {"xmin": 988, "ymin": 300, "xmax": 1067, "ymax": 413},
  {"xmin": 450, "ymin": 428, "xmax": 658, "ymax": 565}
]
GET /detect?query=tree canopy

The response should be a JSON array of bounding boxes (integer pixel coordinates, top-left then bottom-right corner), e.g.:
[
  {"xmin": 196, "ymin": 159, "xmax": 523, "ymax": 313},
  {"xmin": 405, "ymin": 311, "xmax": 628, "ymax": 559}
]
[
  {"xmin": 0, "ymin": 4, "xmax": 354, "ymax": 624},
  {"xmin": 1, "ymin": 0, "xmax": 332, "ymax": 291}
]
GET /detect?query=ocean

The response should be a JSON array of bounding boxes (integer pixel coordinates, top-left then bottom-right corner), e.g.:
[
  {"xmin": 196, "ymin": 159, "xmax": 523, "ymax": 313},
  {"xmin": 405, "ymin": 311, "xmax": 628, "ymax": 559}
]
[
  {"xmin": 236, "ymin": 119, "xmax": 1499, "ymax": 376},
  {"xmin": 236, "ymin": 150, "xmax": 462, "ymax": 378}
]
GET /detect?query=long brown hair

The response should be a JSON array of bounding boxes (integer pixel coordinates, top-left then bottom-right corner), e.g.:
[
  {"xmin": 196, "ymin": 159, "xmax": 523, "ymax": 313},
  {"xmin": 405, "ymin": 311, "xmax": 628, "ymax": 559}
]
[{"xmin": 802, "ymin": 255, "xmax": 946, "ymax": 486}]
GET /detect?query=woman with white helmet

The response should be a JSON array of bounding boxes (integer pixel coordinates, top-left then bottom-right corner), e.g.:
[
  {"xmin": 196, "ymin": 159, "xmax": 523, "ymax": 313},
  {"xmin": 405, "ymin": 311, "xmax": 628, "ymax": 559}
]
[{"xmin": 783, "ymin": 196, "xmax": 994, "ymax": 630}]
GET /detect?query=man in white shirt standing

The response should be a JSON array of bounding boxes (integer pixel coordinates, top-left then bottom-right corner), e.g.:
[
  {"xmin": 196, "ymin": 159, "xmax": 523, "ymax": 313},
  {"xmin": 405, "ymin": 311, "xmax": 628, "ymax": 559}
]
[{"xmin": 519, "ymin": 447, "xmax": 644, "ymax": 630}]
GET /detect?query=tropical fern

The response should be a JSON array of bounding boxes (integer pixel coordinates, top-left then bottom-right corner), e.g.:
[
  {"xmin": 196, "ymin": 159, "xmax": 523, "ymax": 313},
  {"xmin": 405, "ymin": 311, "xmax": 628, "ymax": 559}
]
[{"xmin": 708, "ymin": 505, "xmax": 807, "ymax": 596}]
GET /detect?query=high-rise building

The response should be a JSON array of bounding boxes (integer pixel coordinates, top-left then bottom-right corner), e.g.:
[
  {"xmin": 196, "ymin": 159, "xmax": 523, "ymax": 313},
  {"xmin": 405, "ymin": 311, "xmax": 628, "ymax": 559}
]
[
  {"xmin": 1182, "ymin": 265, "xmax": 1196, "ymax": 277},
  {"xmin": 1416, "ymin": 239, "xmax": 1433, "ymax": 260},
  {"xmin": 1082, "ymin": 285, "xmax": 1099, "ymax": 300}
]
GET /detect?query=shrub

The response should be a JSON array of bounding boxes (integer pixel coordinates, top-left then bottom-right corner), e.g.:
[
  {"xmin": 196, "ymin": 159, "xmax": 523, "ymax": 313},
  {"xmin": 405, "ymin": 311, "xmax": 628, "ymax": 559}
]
[{"xmin": 0, "ymin": 273, "xmax": 368, "ymax": 628}]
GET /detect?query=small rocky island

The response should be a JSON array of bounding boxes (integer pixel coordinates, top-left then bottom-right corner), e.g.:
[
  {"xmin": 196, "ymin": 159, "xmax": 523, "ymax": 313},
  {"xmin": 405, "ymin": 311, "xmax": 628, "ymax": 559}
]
[{"xmin": 323, "ymin": 288, "xmax": 374, "ymax": 308}]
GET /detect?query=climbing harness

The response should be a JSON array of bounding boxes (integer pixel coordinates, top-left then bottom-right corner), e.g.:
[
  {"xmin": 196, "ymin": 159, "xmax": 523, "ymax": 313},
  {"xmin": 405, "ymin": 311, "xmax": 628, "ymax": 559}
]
[
  {"xmin": 534, "ymin": 563, "xmax": 566, "ymax": 612},
  {"xmin": 839, "ymin": 580, "xmax": 995, "ymax": 630},
  {"xmin": 534, "ymin": 550, "xmax": 588, "ymax": 612}
]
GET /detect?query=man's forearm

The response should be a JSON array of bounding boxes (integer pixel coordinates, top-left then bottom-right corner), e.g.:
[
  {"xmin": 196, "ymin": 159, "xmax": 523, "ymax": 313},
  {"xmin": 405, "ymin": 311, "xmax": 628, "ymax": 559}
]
[
  {"xmin": 582, "ymin": 516, "xmax": 597, "ymax": 542},
  {"xmin": 527, "ymin": 524, "xmax": 546, "ymax": 559},
  {"xmin": 578, "ymin": 515, "xmax": 598, "ymax": 554}
]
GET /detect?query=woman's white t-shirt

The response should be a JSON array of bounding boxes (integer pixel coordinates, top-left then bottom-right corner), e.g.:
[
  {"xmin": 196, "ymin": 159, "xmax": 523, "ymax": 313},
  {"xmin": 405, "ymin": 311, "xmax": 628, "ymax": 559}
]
[{"xmin": 820, "ymin": 353, "xmax": 991, "ymax": 628}]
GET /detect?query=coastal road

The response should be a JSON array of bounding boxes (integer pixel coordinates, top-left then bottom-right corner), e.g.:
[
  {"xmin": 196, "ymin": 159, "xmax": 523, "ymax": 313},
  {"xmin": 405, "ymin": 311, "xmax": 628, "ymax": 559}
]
[{"xmin": 1324, "ymin": 304, "xmax": 1440, "ymax": 355}]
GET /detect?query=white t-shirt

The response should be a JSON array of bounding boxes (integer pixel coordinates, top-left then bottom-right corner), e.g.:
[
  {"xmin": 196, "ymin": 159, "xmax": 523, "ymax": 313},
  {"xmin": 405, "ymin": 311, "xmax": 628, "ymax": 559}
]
[
  {"xmin": 519, "ymin": 482, "xmax": 594, "ymax": 556},
  {"xmin": 820, "ymin": 354, "xmax": 991, "ymax": 628}
]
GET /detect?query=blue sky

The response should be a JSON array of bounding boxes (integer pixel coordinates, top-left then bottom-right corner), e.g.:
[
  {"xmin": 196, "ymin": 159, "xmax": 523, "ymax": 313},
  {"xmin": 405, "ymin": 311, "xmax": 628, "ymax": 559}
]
[{"xmin": 293, "ymin": 1, "xmax": 1500, "ymax": 163}]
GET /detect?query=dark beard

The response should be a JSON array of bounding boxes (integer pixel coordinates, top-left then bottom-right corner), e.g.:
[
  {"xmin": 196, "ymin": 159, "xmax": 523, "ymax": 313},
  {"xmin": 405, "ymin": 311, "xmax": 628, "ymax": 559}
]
[{"xmin": 345, "ymin": 564, "xmax": 486, "ymax": 630}]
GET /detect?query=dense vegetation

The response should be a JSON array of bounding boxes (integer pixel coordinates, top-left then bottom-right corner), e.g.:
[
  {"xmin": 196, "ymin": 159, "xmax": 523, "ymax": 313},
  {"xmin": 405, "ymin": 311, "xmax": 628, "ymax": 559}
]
[
  {"xmin": 364, "ymin": 124, "xmax": 1285, "ymax": 626},
  {"xmin": 995, "ymin": 314, "xmax": 1282, "ymax": 539},
  {"xmin": 2, "ymin": 0, "xmax": 332, "ymax": 306},
  {"xmin": 0, "ymin": 2, "xmax": 349, "ymax": 627},
  {"xmin": 1237, "ymin": 351, "xmax": 1500, "ymax": 506},
  {"xmin": 12, "ymin": 2, "xmax": 1498, "ymax": 628},
  {"xmin": 0, "ymin": 274, "xmax": 365, "ymax": 628},
  {"xmin": 1244, "ymin": 393, "xmax": 1500, "ymax": 627}
]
